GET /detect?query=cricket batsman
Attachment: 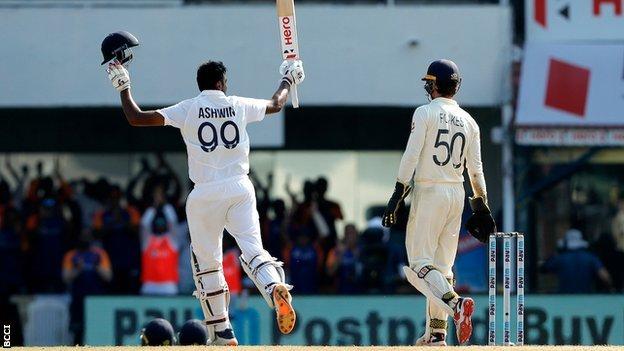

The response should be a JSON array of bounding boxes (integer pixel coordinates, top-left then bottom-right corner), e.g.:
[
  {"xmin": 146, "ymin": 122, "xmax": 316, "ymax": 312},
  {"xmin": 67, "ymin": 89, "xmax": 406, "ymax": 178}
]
[
  {"xmin": 101, "ymin": 32, "xmax": 304, "ymax": 345},
  {"xmin": 382, "ymin": 59, "xmax": 496, "ymax": 346}
]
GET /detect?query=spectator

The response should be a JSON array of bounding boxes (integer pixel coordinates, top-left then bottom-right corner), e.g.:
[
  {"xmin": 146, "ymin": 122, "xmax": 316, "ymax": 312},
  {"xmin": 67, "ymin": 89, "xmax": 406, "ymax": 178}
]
[
  {"xmin": 358, "ymin": 227, "xmax": 390, "ymax": 294},
  {"xmin": 71, "ymin": 179, "xmax": 103, "ymax": 229},
  {"xmin": 541, "ymin": 229, "xmax": 612, "ymax": 293},
  {"xmin": 176, "ymin": 220, "xmax": 195, "ymax": 295},
  {"xmin": 0, "ymin": 205, "xmax": 24, "ymax": 294},
  {"xmin": 610, "ymin": 199, "xmax": 624, "ymax": 251},
  {"xmin": 326, "ymin": 224, "xmax": 361, "ymax": 294},
  {"xmin": 62, "ymin": 230, "xmax": 112, "ymax": 345},
  {"xmin": 290, "ymin": 180, "xmax": 325, "ymax": 242},
  {"xmin": 286, "ymin": 232, "xmax": 322, "ymax": 294},
  {"xmin": 265, "ymin": 199, "xmax": 288, "ymax": 261},
  {"xmin": 593, "ymin": 232, "xmax": 624, "ymax": 292},
  {"xmin": 26, "ymin": 197, "xmax": 67, "ymax": 292},
  {"xmin": 223, "ymin": 233, "xmax": 242, "ymax": 296},
  {"xmin": 126, "ymin": 155, "xmax": 182, "ymax": 212},
  {"xmin": 140, "ymin": 185, "xmax": 180, "ymax": 295},
  {"xmin": 223, "ymin": 233, "xmax": 243, "ymax": 321},
  {"xmin": 126, "ymin": 157, "xmax": 153, "ymax": 211},
  {"xmin": 250, "ymin": 170, "xmax": 273, "ymax": 242},
  {"xmin": 93, "ymin": 185, "xmax": 142, "ymax": 294},
  {"xmin": 315, "ymin": 177, "xmax": 343, "ymax": 253},
  {"xmin": 4, "ymin": 155, "xmax": 28, "ymax": 207}
]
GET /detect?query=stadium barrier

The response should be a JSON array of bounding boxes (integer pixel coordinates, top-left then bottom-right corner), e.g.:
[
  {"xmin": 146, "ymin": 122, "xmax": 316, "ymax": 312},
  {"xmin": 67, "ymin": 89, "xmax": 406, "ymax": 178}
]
[{"xmin": 85, "ymin": 295, "xmax": 624, "ymax": 346}]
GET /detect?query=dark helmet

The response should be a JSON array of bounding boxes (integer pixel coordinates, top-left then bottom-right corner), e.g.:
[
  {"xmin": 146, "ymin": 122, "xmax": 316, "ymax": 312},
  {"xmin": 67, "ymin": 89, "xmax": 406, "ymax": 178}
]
[
  {"xmin": 422, "ymin": 59, "xmax": 461, "ymax": 96},
  {"xmin": 178, "ymin": 319, "xmax": 208, "ymax": 346},
  {"xmin": 140, "ymin": 318, "xmax": 175, "ymax": 346},
  {"xmin": 100, "ymin": 31, "xmax": 139, "ymax": 65}
]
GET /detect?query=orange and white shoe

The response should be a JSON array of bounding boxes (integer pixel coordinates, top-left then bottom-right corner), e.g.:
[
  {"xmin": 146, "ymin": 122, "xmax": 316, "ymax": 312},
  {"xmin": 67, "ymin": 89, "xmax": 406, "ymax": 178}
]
[
  {"xmin": 453, "ymin": 297, "xmax": 475, "ymax": 345},
  {"xmin": 272, "ymin": 284, "xmax": 296, "ymax": 334}
]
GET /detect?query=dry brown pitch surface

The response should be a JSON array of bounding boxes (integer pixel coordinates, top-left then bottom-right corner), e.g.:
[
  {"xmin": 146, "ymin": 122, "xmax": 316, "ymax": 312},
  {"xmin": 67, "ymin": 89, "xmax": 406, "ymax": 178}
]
[{"xmin": 11, "ymin": 346, "xmax": 623, "ymax": 350}]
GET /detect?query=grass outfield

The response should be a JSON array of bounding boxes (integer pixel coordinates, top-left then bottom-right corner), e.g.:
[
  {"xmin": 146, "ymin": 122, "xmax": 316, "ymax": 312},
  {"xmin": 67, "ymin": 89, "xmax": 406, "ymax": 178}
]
[{"xmin": 11, "ymin": 347, "xmax": 624, "ymax": 350}]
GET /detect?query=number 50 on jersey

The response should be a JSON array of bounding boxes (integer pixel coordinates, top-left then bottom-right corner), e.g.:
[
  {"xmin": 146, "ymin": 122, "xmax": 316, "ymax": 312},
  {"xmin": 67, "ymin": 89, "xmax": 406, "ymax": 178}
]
[{"xmin": 277, "ymin": 0, "xmax": 300, "ymax": 108}]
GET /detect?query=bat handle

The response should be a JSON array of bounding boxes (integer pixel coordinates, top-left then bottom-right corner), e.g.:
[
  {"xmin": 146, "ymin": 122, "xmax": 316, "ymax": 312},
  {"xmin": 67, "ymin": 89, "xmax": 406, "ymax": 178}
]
[{"xmin": 291, "ymin": 84, "xmax": 299, "ymax": 108}]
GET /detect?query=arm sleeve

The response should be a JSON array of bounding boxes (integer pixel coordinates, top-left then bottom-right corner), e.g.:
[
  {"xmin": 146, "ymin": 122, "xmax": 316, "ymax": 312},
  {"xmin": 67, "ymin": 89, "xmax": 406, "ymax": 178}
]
[
  {"xmin": 465, "ymin": 122, "xmax": 487, "ymax": 198},
  {"xmin": 236, "ymin": 97, "xmax": 269, "ymax": 124},
  {"xmin": 397, "ymin": 107, "xmax": 428, "ymax": 184},
  {"xmin": 157, "ymin": 99, "xmax": 190, "ymax": 129}
]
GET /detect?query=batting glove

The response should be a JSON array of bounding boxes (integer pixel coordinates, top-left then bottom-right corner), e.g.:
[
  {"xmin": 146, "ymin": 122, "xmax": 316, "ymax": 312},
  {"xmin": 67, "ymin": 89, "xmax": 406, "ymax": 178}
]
[
  {"xmin": 280, "ymin": 60, "xmax": 305, "ymax": 85},
  {"xmin": 107, "ymin": 62, "xmax": 131, "ymax": 92},
  {"xmin": 382, "ymin": 182, "xmax": 411, "ymax": 228}
]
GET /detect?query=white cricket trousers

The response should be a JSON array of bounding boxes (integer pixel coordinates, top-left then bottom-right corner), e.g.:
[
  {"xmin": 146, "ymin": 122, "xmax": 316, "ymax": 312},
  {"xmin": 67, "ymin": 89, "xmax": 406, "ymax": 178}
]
[
  {"xmin": 407, "ymin": 182, "xmax": 465, "ymax": 332},
  {"xmin": 186, "ymin": 175, "xmax": 268, "ymax": 271},
  {"xmin": 406, "ymin": 182, "xmax": 465, "ymax": 277}
]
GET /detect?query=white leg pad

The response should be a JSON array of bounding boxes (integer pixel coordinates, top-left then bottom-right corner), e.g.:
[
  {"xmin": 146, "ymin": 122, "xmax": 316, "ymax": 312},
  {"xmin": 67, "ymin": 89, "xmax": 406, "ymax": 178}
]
[
  {"xmin": 190, "ymin": 246, "xmax": 230, "ymax": 334},
  {"xmin": 240, "ymin": 252, "xmax": 291, "ymax": 308},
  {"xmin": 403, "ymin": 266, "xmax": 455, "ymax": 316}
]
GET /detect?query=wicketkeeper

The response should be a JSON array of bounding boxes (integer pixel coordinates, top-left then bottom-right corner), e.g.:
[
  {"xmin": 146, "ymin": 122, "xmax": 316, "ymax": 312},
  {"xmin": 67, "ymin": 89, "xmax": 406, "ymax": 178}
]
[{"xmin": 382, "ymin": 59, "xmax": 496, "ymax": 346}]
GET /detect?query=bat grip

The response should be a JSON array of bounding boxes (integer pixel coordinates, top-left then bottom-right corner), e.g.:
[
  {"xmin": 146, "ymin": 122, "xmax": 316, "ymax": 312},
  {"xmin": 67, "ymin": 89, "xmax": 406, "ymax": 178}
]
[{"xmin": 291, "ymin": 85, "xmax": 299, "ymax": 108}]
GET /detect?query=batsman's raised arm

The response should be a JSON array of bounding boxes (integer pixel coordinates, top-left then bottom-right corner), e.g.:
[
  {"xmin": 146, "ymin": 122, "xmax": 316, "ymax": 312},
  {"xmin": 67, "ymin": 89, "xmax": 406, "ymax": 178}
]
[
  {"xmin": 266, "ymin": 59, "xmax": 305, "ymax": 114},
  {"xmin": 107, "ymin": 62, "xmax": 164, "ymax": 127}
]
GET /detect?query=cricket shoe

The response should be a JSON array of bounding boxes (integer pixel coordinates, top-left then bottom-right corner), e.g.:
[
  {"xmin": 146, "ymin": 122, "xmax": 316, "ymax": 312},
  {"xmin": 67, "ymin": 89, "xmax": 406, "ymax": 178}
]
[
  {"xmin": 415, "ymin": 332, "xmax": 447, "ymax": 346},
  {"xmin": 272, "ymin": 283, "xmax": 296, "ymax": 334},
  {"xmin": 453, "ymin": 297, "xmax": 475, "ymax": 345},
  {"xmin": 211, "ymin": 328, "xmax": 238, "ymax": 346}
]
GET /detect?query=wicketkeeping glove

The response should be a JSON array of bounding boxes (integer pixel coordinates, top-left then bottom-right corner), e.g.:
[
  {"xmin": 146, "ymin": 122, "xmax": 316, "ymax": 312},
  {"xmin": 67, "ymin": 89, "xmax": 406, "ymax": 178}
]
[
  {"xmin": 279, "ymin": 59, "xmax": 305, "ymax": 85},
  {"xmin": 382, "ymin": 182, "xmax": 411, "ymax": 228},
  {"xmin": 465, "ymin": 196, "xmax": 497, "ymax": 243},
  {"xmin": 107, "ymin": 62, "xmax": 131, "ymax": 92}
]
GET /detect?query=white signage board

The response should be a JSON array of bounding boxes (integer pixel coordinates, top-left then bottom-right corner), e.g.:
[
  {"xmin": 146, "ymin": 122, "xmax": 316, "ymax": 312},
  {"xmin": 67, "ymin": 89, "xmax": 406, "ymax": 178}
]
[
  {"xmin": 516, "ymin": 43, "xmax": 624, "ymax": 128},
  {"xmin": 526, "ymin": 0, "xmax": 624, "ymax": 41}
]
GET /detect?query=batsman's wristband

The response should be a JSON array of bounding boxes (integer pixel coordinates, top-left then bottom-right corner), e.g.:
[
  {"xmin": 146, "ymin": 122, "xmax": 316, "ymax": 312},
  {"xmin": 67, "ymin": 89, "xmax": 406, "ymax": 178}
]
[{"xmin": 281, "ymin": 77, "xmax": 293, "ymax": 86}]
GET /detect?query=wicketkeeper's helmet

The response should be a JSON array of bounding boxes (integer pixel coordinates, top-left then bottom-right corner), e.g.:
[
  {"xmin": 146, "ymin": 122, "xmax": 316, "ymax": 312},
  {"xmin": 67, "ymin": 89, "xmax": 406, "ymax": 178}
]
[
  {"xmin": 140, "ymin": 318, "xmax": 175, "ymax": 346},
  {"xmin": 178, "ymin": 319, "xmax": 208, "ymax": 345},
  {"xmin": 100, "ymin": 31, "xmax": 139, "ymax": 65}
]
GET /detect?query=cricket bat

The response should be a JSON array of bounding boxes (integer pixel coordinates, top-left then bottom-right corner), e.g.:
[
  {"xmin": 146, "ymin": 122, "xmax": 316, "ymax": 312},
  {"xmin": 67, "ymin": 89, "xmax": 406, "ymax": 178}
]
[{"xmin": 277, "ymin": 0, "xmax": 300, "ymax": 108}]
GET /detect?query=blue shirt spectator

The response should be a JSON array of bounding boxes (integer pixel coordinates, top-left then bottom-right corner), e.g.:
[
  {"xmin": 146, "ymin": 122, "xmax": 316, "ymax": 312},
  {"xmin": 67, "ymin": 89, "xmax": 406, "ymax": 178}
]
[
  {"xmin": 27, "ymin": 198, "xmax": 67, "ymax": 292},
  {"xmin": 326, "ymin": 224, "xmax": 361, "ymax": 294},
  {"xmin": 93, "ymin": 186, "xmax": 141, "ymax": 294},
  {"xmin": 287, "ymin": 233, "xmax": 321, "ymax": 294},
  {"xmin": 63, "ymin": 231, "xmax": 112, "ymax": 345},
  {"xmin": 542, "ymin": 229, "xmax": 612, "ymax": 293}
]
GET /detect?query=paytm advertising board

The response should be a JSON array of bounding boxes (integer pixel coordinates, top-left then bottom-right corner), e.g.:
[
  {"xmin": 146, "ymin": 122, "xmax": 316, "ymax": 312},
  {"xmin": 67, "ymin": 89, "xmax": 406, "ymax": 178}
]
[
  {"xmin": 527, "ymin": 0, "xmax": 624, "ymax": 41},
  {"xmin": 86, "ymin": 295, "xmax": 624, "ymax": 346},
  {"xmin": 516, "ymin": 43, "xmax": 624, "ymax": 145}
]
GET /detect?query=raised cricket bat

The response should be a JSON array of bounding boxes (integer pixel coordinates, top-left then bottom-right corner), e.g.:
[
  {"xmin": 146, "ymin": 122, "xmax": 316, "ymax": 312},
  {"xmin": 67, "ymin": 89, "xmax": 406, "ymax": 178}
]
[{"xmin": 277, "ymin": 0, "xmax": 300, "ymax": 108}]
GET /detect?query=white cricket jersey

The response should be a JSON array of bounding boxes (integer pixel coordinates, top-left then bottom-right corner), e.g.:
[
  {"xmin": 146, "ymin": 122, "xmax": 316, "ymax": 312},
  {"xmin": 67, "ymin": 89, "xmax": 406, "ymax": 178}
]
[
  {"xmin": 157, "ymin": 90, "xmax": 268, "ymax": 184},
  {"xmin": 397, "ymin": 97, "xmax": 486, "ymax": 196}
]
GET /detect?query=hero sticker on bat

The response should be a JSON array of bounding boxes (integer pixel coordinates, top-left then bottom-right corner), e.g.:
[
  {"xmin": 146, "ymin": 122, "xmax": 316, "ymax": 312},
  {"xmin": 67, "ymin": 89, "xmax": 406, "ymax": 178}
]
[{"xmin": 280, "ymin": 16, "xmax": 298, "ymax": 59}]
